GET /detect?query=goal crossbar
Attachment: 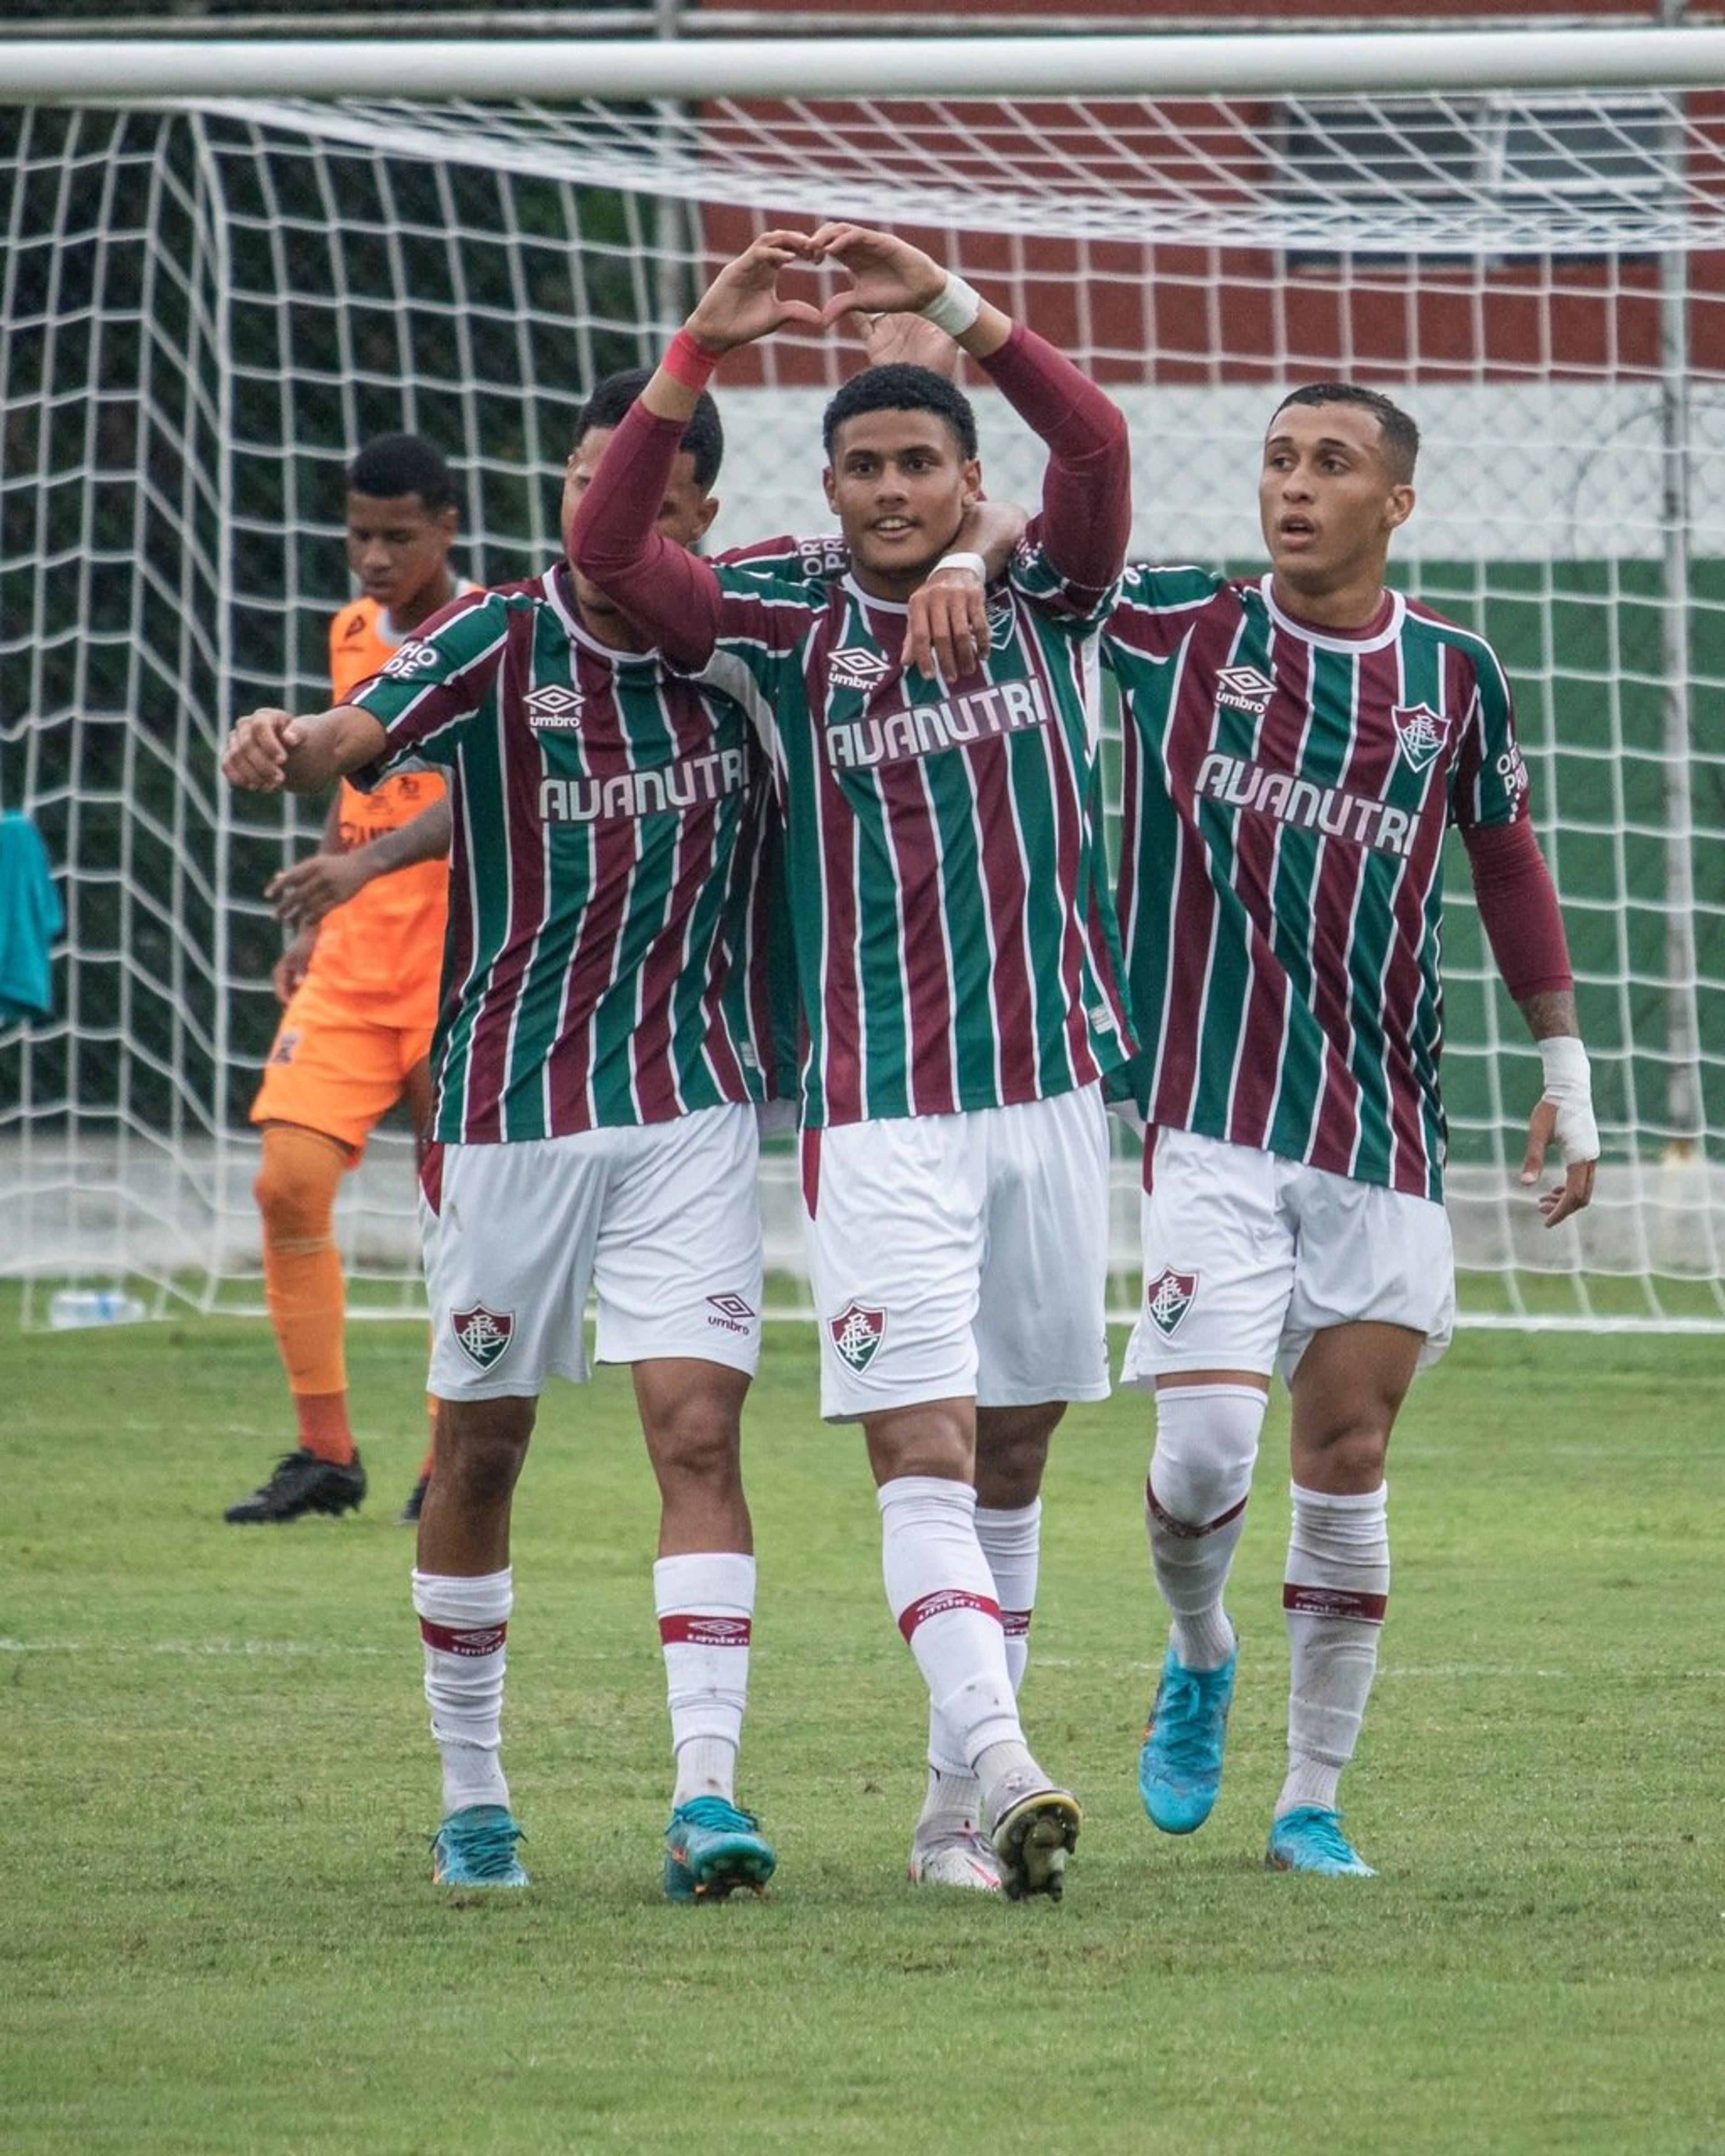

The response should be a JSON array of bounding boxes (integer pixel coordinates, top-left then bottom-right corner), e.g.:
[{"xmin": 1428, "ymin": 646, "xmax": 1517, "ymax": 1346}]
[{"xmin": 5, "ymin": 28, "xmax": 1725, "ymax": 105}]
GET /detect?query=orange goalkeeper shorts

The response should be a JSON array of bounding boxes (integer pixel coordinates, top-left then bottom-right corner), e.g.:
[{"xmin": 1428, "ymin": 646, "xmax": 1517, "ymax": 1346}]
[{"xmin": 250, "ymin": 966, "xmax": 436, "ymax": 1155}]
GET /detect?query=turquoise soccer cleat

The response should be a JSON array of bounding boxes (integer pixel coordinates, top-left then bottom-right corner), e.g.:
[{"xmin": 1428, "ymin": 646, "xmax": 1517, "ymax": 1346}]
[
  {"xmin": 431, "ymin": 1803, "xmax": 529, "ymax": 1887},
  {"xmin": 1265, "ymin": 1805, "xmax": 1376, "ymax": 1878},
  {"xmin": 1137, "ymin": 1638, "xmax": 1238, "ymax": 1834},
  {"xmin": 663, "ymin": 1796, "xmax": 777, "ymax": 1902}
]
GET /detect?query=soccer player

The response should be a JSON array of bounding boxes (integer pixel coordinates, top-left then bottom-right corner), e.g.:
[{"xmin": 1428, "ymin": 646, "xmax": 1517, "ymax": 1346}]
[
  {"xmin": 1108, "ymin": 384, "xmax": 1600, "ymax": 1876},
  {"xmin": 223, "ymin": 376, "xmax": 810, "ymax": 1902},
  {"xmin": 570, "ymin": 225, "xmax": 1136, "ymax": 1901},
  {"xmin": 226, "ymin": 433, "xmax": 460, "ymax": 1528}
]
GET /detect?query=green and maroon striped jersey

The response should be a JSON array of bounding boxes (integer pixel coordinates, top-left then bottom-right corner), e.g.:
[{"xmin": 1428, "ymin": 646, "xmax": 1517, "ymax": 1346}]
[
  {"xmin": 695, "ymin": 539, "xmax": 1136, "ymax": 1125},
  {"xmin": 1107, "ymin": 567, "xmax": 1531, "ymax": 1200},
  {"xmin": 350, "ymin": 564, "xmax": 773, "ymax": 1143}
]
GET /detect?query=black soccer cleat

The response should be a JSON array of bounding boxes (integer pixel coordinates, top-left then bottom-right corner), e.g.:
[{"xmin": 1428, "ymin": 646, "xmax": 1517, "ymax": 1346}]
[
  {"xmin": 224, "ymin": 1447, "xmax": 367, "ymax": 1524},
  {"xmin": 397, "ymin": 1472, "xmax": 431, "ymax": 1527}
]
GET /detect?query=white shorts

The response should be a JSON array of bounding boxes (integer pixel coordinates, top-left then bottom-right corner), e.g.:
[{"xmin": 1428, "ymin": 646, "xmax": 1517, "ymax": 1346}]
[
  {"xmin": 1121, "ymin": 1125, "xmax": 1455, "ymax": 1390},
  {"xmin": 801, "ymin": 1087, "xmax": 1113, "ymax": 1421},
  {"xmin": 424, "ymin": 1105, "xmax": 764, "ymax": 1398}
]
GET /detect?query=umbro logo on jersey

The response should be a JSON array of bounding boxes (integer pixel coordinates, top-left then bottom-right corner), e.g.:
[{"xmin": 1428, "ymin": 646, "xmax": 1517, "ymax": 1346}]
[
  {"xmin": 1216, "ymin": 665, "xmax": 1275, "ymax": 716},
  {"xmin": 383, "ymin": 638, "xmax": 440, "ymax": 676},
  {"xmin": 827, "ymin": 645, "xmax": 890, "ymax": 694},
  {"xmin": 829, "ymin": 1299, "xmax": 886, "ymax": 1370},
  {"xmin": 986, "ymin": 595, "xmax": 1014, "ymax": 650},
  {"xmin": 1392, "ymin": 703, "xmax": 1448, "ymax": 773},
  {"xmin": 526, "ymin": 684, "xmax": 585, "ymax": 729},
  {"xmin": 1144, "ymin": 1267, "xmax": 1198, "ymax": 1338},
  {"xmin": 452, "ymin": 1303, "xmax": 514, "ymax": 1370}
]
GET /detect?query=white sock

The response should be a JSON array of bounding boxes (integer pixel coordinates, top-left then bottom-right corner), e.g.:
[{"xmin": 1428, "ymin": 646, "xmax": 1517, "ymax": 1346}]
[
  {"xmin": 412, "ymin": 1566, "xmax": 513, "ymax": 1816},
  {"xmin": 922, "ymin": 1498, "xmax": 1041, "ymax": 1825},
  {"xmin": 879, "ymin": 1476, "xmax": 1022, "ymax": 1773},
  {"xmin": 1146, "ymin": 1385, "xmax": 1264, "ymax": 1671},
  {"xmin": 1277, "ymin": 1482, "xmax": 1390, "ymax": 1818},
  {"xmin": 654, "ymin": 1550, "xmax": 755, "ymax": 1807}
]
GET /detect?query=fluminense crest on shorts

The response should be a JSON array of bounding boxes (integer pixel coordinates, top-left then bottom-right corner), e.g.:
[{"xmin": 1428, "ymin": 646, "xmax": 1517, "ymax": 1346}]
[
  {"xmin": 1216, "ymin": 664, "xmax": 1275, "ymax": 716},
  {"xmin": 827, "ymin": 645, "xmax": 890, "ymax": 694},
  {"xmin": 526, "ymin": 683, "xmax": 584, "ymax": 729},
  {"xmin": 1392, "ymin": 702, "xmax": 1449, "ymax": 773},
  {"xmin": 1144, "ymin": 1266, "xmax": 1198, "ymax": 1337},
  {"xmin": 829, "ymin": 1299, "xmax": 886, "ymax": 1371},
  {"xmin": 452, "ymin": 1303, "xmax": 515, "ymax": 1370}
]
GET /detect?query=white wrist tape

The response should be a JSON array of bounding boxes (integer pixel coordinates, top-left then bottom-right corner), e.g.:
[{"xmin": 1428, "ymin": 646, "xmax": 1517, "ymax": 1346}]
[
  {"xmin": 930, "ymin": 550, "xmax": 988, "ymax": 584},
  {"xmin": 1538, "ymin": 1035, "xmax": 1600, "ymax": 1164},
  {"xmin": 920, "ymin": 272, "xmax": 983, "ymax": 339}
]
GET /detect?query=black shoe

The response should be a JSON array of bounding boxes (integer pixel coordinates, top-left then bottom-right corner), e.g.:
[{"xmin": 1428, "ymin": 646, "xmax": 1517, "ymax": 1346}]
[
  {"xmin": 398, "ymin": 1472, "xmax": 431, "ymax": 1526},
  {"xmin": 224, "ymin": 1448, "xmax": 367, "ymax": 1524}
]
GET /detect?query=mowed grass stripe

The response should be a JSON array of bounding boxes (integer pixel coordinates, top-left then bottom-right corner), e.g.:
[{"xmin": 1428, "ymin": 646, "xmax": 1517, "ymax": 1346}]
[{"xmin": 5, "ymin": 1300, "xmax": 1722, "ymax": 2155}]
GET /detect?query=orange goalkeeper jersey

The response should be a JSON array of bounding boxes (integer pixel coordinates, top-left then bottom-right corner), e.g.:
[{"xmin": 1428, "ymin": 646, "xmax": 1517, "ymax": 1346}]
[{"xmin": 305, "ymin": 596, "xmax": 451, "ymax": 1028}]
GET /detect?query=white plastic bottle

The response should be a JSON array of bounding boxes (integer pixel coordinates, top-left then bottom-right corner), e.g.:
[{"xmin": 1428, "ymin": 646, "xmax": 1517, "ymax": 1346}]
[{"xmin": 46, "ymin": 1289, "xmax": 149, "ymax": 1329}]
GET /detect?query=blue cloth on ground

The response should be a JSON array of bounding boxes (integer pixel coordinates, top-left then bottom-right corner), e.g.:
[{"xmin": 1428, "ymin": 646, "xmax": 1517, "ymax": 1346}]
[{"xmin": 0, "ymin": 812, "xmax": 63, "ymax": 1024}]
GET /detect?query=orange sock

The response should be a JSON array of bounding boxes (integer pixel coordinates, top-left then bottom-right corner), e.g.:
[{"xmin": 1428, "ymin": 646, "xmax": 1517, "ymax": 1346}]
[{"xmin": 256, "ymin": 1123, "xmax": 356, "ymax": 1465}]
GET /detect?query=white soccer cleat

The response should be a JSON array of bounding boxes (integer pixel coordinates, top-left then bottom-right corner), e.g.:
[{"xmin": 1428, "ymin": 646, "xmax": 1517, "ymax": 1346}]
[
  {"xmin": 908, "ymin": 1820, "xmax": 1004, "ymax": 1892},
  {"xmin": 986, "ymin": 1773, "xmax": 1082, "ymax": 1902}
]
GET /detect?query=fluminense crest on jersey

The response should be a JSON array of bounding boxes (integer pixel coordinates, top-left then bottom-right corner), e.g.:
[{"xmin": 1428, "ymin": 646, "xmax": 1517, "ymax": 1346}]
[
  {"xmin": 452, "ymin": 1303, "xmax": 515, "ymax": 1370},
  {"xmin": 829, "ymin": 1299, "xmax": 886, "ymax": 1370},
  {"xmin": 1216, "ymin": 664, "xmax": 1275, "ymax": 716},
  {"xmin": 827, "ymin": 645, "xmax": 892, "ymax": 693},
  {"xmin": 825, "ymin": 677, "xmax": 1053, "ymax": 772},
  {"xmin": 1392, "ymin": 702, "xmax": 1449, "ymax": 773},
  {"xmin": 382, "ymin": 639, "xmax": 440, "ymax": 676},
  {"xmin": 525, "ymin": 683, "xmax": 584, "ymax": 729},
  {"xmin": 1144, "ymin": 1266, "xmax": 1198, "ymax": 1336}
]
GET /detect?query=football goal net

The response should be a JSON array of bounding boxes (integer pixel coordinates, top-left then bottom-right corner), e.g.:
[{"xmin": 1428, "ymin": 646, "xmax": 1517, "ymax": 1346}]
[{"xmin": 2, "ymin": 29, "xmax": 1722, "ymax": 1326}]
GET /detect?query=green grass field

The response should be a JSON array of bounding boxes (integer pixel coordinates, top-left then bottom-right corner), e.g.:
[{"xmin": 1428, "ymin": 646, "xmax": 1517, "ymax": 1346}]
[{"xmin": 6, "ymin": 1306, "xmax": 1722, "ymax": 2155}]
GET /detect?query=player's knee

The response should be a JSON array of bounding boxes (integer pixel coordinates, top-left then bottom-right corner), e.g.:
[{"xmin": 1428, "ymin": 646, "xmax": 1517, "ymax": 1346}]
[
  {"xmin": 645, "ymin": 1398, "xmax": 743, "ymax": 1493},
  {"xmin": 255, "ymin": 1127, "xmax": 344, "ymax": 1244},
  {"xmin": 1150, "ymin": 1385, "xmax": 1267, "ymax": 1524},
  {"xmin": 439, "ymin": 1405, "xmax": 535, "ymax": 1507}
]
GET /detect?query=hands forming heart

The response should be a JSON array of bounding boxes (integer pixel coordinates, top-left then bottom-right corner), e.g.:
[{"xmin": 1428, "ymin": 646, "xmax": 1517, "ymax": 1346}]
[{"xmin": 686, "ymin": 223, "xmax": 948, "ymax": 355}]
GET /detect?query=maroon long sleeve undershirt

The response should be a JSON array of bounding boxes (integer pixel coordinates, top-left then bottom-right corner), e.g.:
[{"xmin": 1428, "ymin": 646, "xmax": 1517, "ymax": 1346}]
[
  {"xmin": 1462, "ymin": 816, "xmax": 1575, "ymax": 1004},
  {"xmin": 569, "ymin": 319, "xmax": 1132, "ymax": 663},
  {"xmin": 569, "ymin": 402, "xmax": 725, "ymax": 670},
  {"xmin": 973, "ymin": 321, "xmax": 1132, "ymax": 598}
]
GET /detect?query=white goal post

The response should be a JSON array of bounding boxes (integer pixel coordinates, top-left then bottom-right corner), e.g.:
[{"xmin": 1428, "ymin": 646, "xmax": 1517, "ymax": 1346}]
[{"xmin": 1, "ymin": 31, "xmax": 1722, "ymax": 1329}]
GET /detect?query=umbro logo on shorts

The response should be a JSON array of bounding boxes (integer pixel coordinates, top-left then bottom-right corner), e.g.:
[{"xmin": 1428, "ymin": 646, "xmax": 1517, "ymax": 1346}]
[
  {"xmin": 1145, "ymin": 1267, "xmax": 1198, "ymax": 1337},
  {"xmin": 267, "ymin": 1028, "xmax": 301, "ymax": 1067},
  {"xmin": 452, "ymin": 1303, "xmax": 515, "ymax": 1370},
  {"xmin": 706, "ymin": 1291, "xmax": 757, "ymax": 1335},
  {"xmin": 829, "ymin": 1299, "xmax": 886, "ymax": 1371}
]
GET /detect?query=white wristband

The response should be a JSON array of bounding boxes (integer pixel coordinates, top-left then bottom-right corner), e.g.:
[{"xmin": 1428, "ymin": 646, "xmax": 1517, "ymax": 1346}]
[
  {"xmin": 930, "ymin": 551, "xmax": 988, "ymax": 584},
  {"xmin": 1537, "ymin": 1035, "xmax": 1600, "ymax": 1164},
  {"xmin": 919, "ymin": 272, "xmax": 983, "ymax": 339}
]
